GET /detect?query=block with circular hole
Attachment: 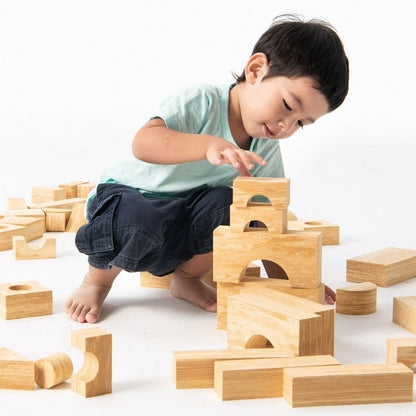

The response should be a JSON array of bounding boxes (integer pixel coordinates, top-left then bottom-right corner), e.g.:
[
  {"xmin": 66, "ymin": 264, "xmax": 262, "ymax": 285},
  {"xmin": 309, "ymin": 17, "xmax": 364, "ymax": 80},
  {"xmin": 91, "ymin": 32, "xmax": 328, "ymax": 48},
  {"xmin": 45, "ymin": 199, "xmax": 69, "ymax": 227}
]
[
  {"xmin": 287, "ymin": 219, "xmax": 339, "ymax": 245},
  {"xmin": 0, "ymin": 280, "xmax": 52, "ymax": 320}
]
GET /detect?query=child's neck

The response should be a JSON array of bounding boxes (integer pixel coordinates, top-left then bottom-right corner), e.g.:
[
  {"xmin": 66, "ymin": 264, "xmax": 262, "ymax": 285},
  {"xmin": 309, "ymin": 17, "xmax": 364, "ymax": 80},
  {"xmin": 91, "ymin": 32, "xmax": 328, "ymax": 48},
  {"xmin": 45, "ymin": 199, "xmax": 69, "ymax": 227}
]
[{"xmin": 228, "ymin": 84, "xmax": 252, "ymax": 150}]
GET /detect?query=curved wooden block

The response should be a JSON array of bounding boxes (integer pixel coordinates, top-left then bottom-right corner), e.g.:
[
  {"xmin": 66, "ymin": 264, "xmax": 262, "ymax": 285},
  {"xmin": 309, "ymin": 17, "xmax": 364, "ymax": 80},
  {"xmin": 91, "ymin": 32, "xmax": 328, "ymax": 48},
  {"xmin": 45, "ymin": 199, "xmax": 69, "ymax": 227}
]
[
  {"xmin": 35, "ymin": 352, "xmax": 73, "ymax": 388},
  {"xmin": 71, "ymin": 327, "xmax": 112, "ymax": 397},
  {"xmin": 13, "ymin": 235, "xmax": 56, "ymax": 260},
  {"xmin": 336, "ymin": 282, "xmax": 377, "ymax": 315}
]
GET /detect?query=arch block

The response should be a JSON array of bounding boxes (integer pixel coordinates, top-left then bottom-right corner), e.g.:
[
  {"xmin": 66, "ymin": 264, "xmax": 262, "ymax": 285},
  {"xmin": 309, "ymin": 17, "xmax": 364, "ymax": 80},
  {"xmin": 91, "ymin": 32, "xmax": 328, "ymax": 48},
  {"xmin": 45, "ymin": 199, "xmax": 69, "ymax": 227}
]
[
  {"xmin": 71, "ymin": 327, "xmax": 112, "ymax": 397},
  {"xmin": 213, "ymin": 226, "xmax": 322, "ymax": 288},
  {"xmin": 232, "ymin": 177, "xmax": 290, "ymax": 208},
  {"xmin": 226, "ymin": 289, "xmax": 334, "ymax": 356}
]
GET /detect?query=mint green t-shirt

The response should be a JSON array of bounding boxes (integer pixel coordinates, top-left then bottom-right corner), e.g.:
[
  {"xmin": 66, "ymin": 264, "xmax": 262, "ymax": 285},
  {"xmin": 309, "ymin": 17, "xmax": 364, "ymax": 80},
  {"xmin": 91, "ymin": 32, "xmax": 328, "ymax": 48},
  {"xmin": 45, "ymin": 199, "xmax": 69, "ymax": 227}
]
[{"xmin": 91, "ymin": 84, "xmax": 285, "ymax": 203}]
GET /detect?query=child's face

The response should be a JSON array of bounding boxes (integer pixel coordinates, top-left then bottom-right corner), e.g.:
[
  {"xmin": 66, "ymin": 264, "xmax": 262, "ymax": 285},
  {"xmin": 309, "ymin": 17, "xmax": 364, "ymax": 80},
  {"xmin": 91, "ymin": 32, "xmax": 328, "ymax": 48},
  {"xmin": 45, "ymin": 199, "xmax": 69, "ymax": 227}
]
[{"xmin": 239, "ymin": 75, "xmax": 329, "ymax": 140}]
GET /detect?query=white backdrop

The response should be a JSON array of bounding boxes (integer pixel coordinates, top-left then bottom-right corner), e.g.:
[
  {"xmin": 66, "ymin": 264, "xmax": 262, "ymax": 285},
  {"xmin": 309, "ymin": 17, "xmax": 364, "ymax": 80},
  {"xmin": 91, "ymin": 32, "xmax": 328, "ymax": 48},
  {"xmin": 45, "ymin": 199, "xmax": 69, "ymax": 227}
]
[{"xmin": 1, "ymin": 1, "xmax": 416, "ymax": 415}]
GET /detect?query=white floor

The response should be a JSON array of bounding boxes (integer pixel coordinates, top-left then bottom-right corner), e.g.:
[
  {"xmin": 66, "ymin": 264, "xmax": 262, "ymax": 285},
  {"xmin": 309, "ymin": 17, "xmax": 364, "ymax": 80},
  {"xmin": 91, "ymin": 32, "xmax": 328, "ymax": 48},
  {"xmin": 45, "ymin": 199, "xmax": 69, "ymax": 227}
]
[{"xmin": 1, "ymin": 0, "xmax": 416, "ymax": 414}]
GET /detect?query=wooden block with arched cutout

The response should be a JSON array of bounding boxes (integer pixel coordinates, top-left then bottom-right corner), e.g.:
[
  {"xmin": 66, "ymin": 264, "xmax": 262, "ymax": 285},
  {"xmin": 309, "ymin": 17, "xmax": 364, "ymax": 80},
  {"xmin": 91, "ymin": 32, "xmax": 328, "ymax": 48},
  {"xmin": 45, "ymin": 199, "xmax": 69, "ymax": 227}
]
[
  {"xmin": 232, "ymin": 177, "xmax": 290, "ymax": 208},
  {"xmin": 217, "ymin": 278, "xmax": 325, "ymax": 330},
  {"xmin": 226, "ymin": 289, "xmax": 334, "ymax": 356},
  {"xmin": 71, "ymin": 327, "xmax": 112, "ymax": 397},
  {"xmin": 213, "ymin": 226, "xmax": 322, "ymax": 288},
  {"xmin": 229, "ymin": 204, "xmax": 288, "ymax": 233}
]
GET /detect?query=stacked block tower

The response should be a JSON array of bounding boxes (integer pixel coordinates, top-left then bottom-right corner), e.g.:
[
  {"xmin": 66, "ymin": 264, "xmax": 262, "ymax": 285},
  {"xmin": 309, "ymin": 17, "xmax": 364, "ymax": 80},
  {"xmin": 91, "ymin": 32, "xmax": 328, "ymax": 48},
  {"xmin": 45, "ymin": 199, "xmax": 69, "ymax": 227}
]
[{"xmin": 213, "ymin": 177, "xmax": 325, "ymax": 329}]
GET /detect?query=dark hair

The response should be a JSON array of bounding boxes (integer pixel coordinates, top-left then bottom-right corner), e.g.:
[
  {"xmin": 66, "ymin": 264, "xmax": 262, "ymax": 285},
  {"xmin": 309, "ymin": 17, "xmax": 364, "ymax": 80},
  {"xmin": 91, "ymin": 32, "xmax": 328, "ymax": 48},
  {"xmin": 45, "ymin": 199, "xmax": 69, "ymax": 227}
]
[{"xmin": 236, "ymin": 14, "xmax": 349, "ymax": 111}]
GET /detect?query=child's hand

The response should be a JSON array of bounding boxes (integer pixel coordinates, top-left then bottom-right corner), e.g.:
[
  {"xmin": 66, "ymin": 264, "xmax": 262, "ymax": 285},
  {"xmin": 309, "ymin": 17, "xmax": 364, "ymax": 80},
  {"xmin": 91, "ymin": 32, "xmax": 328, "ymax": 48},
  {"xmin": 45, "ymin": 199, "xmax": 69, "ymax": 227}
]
[{"xmin": 206, "ymin": 144, "xmax": 267, "ymax": 176}]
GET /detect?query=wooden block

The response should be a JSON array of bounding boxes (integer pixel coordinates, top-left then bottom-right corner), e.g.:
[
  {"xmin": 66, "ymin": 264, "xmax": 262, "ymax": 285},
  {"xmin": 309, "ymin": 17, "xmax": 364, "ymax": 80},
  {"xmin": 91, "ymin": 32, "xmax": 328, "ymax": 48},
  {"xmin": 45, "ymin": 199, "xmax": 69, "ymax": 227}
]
[
  {"xmin": 71, "ymin": 327, "xmax": 112, "ymax": 397},
  {"xmin": 173, "ymin": 348, "xmax": 295, "ymax": 389},
  {"xmin": 32, "ymin": 186, "xmax": 67, "ymax": 203},
  {"xmin": 65, "ymin": 202, "xmax": 87, "ymax": 232},
  {"xmin": 42, "ymin": 207, "xmax": 72, "ymax": 219},
  {"xmin": 0, "ymin": 217, "xmax": 45, "ymax": 251},
  {"xmin": 45, "ymin": 212, "xmax": 66, "ymax": 231},
  {"xmin": 5, "ymin": 208, "xmax": 45, "ymax": 220},
  {"xmin": 0, "ymin": 280, "xmax": 53, "ymax": 320},
  {"xmin": 13, "ymin": 235, "xmax": 56, "ymax": 260},
  {"xmin": 393, "ymin": 296, "xmax": 416, "ymax": 334},
  {"xmin": 387, "ymin": 338, "xmax": 416, "ymax": 369},
  {"xmin": 0, "ymin": 223, "xmax": 25, "ymax": 251},
  {"xmin": 336, "ymin": 282, "xmax": 377, "ymax": 315},
  {"xmin": 29, "ymin": 197, "xmax": 86, "ymax": 210},
  {"xmin": 283, "ymin": 363, "xmax": 414, "ymax": 407},
  {"xmin": 140, "ymin": 265, "xmax": 260, "ymax": 291},
  {"xmin": 227, "ymin": 289, "xmax": 334, "ymax": 356},
  {"xmin": 35, "ymin": 352, "xmax": 73, "ymax": 388},
  {"xmin": 232, "ymin": 177, "xmax": 290, "ymax": 208},
  {"xmin": 0, "ymin": 347, "xmax": 35, "ymax": 390},
  {"xmin": 7, "ymin": 197, "xmax": 27, "ymax": 210},
  {"xmin": 214, "ymin": 226, "xmax": 322, "ymax": 288},
  {"xmin": 347, "ymin": 247, "xmax": 416, "ymax": 287},
  {"xmin": 288, "ymin": 220, "xmax": 339, "ymax": 245},
  {"xmin": 230, "ymin": 204, "xmax": 288, "ymax": 233},
  {"xmin": 58, "ymin": 181, "xmax": 88, "ymax": 198},
  {"xmin": 217, "ymin": 279, "xmax": 325, "ymax": 330},
  {"xmin": 140, "ymin": 271, "xmax": 173, "ymax": 289},
  {"xmin": 214, "ymin": 355, "xmax": 339, "ymax": 400},
  {"xmin": 77, "ymin": 182, "xmax": 97, "ymax": 199}
]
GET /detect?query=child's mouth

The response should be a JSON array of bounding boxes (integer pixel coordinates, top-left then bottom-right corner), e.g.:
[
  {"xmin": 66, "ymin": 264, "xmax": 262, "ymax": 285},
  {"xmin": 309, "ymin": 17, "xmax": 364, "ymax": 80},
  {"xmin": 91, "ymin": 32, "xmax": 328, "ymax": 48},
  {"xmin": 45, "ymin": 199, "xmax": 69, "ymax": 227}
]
[{"xmin": 264, "ymin": 124, "xmax": 275, "ymax": 138}]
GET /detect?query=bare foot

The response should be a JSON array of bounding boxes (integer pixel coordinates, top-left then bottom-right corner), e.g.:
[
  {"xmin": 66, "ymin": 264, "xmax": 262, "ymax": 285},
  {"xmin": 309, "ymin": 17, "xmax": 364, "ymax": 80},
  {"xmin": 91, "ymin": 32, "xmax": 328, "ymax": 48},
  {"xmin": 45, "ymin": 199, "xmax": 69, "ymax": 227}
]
[
  {"xmin": 170, "ymin": 275, "xmax": 217, "ymax": 312},
  {"xmin": 65, "ymin": 265, "xmax": 121, "ymax": 323},
  {"xmin": 65, "ymin": 279, "xmax": 111, "ymax": 323}
]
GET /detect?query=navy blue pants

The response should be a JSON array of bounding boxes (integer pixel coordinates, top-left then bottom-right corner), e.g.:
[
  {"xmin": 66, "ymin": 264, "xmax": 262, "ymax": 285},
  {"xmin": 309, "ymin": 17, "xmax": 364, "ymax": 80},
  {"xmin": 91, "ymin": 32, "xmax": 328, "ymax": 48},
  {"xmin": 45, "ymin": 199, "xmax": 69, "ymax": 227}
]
[{"xmin": 75, "ymin": 183, "xmax": 232, "ymax": 276}]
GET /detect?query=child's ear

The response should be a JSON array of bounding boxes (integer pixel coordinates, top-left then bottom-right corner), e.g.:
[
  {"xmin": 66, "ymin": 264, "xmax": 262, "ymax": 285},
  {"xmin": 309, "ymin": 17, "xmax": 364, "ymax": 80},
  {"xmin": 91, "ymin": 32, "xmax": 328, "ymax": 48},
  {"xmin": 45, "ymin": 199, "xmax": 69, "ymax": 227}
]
[{"xmin": 245, "ymin": 53, "xmax": 269, "ymax": 84}]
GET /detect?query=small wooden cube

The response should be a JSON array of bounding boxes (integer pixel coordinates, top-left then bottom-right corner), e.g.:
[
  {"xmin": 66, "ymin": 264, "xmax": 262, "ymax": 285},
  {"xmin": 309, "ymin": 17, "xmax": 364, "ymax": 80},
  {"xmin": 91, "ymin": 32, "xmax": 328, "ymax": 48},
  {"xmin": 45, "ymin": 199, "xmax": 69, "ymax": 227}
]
[{"xmin": 0, "ymin": 280, "xmax": 52, "ymax": 320}]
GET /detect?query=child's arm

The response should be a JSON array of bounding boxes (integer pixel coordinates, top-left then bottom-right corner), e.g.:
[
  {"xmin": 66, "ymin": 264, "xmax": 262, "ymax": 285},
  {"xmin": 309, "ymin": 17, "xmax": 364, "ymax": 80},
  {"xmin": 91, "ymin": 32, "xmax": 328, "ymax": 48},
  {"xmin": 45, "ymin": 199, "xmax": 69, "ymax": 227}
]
[{"xmin": 132, "ymin": 118, "xmax": 267, "ymax": 177}]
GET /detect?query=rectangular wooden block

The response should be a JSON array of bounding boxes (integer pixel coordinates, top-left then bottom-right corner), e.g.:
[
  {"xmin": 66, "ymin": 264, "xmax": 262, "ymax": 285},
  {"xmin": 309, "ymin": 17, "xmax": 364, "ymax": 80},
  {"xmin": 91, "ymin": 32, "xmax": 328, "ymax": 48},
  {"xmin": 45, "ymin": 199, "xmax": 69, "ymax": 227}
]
[
  {"xmin": 347, "ymin": 247, "xmax": 416, "ymax": 287},
  {"xmin": 58, "ymin": 180, "xmax": 89, "ymax": 198},
  {"xmin": 7, "ymin": 197, "xmax": 27, "ymax": 210},
  {"xmin": 32, "ymin": 186, "xmax": 67, "ymax": 203},
  {"xmin": 29, "ymin": 197, "xmax": 86, "ymax": 210},
  {"xmin": 0, "ymin": 348, "xmax": 35, "ymax": 390},
  {"xmin": 283, "ymin": 363, "xmax": 414, "ymax": 407},
  {"xmin": 227, "ymin": 289, "xmax": 334, "ymax": 356},
  {"xmin": 214, "ymin": 226, "xmax": 322, "ymax": 288},
  {"xmin": 0, "ymin": 280, "xmax": 52, "ymax": 319},
  {"xmin": 5, "ymin": 208, "xmax": 45, "ymax": 220},
  {"xmin": 393, "ymin": 297, "xmax": 416, "ymax": 334},
  {"xmin": 45, "ymin": 211, "xmax": 67, "ymax": 231},
  {"xmin": 232, "ymin": 177, "xmax": 290, "ymax": 208},
  {"xmin": 217, "ymin": 278, "xmax": 325, "ymax": 330},
  {"xmin": 173, "ymin": 348, "xmax": 295, "ymax": 389},
  {"xmin": 77, "ymin": 182, "xmax": 97, "ymax": 198},
  {"xmin": 214, "ymin": 355, "xmax": 339, "ymax": 400}
]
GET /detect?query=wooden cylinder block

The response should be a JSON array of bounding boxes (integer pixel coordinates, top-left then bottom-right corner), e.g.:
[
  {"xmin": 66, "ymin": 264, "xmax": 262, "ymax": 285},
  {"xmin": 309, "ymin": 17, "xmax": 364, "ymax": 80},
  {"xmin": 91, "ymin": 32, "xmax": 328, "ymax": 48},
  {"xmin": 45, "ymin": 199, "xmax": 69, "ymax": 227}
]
[
  {"xmin": 35, "ymin": 352, "xmax": 73, "ymax": 388},
  {"xmin": 336, "ymin": 282, "xmax": 377, "ymax": 315}
]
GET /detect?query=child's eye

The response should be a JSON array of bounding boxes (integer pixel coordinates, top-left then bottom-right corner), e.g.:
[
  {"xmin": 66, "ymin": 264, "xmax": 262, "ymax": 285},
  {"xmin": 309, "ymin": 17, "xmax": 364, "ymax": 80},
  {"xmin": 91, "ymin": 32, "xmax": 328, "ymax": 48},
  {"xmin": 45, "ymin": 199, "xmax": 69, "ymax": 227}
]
[{"xmin": 283, "ymin": 99, "xmax": 292, "ymax": 111}]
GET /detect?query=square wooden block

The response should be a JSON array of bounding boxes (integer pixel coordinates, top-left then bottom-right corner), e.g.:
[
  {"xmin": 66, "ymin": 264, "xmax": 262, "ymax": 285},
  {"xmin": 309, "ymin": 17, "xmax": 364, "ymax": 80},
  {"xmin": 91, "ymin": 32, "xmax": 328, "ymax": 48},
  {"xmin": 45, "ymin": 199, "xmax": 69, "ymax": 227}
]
[{"xmin": 0, "ymin": 280, "xmax": 52, "ymax": 320}]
